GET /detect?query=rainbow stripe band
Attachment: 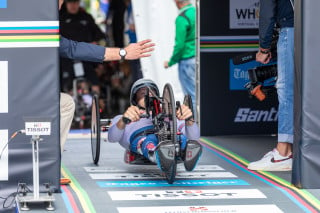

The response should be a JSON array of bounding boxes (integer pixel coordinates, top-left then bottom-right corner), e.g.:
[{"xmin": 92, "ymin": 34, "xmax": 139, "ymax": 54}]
[
  {"xmin": 0, "ymin": 21, "xmax": 59, "ymax": 48},
  {"xmin": 200, "ymin": 138, "xmax": 320, "ymax": 213},
  {"xmin": 61, "ymin": 165, "xmax": 96, "ymax": 213},
  {"xmin": 200, "ymin": 36, "xmax": 259, "ymax": 52}
]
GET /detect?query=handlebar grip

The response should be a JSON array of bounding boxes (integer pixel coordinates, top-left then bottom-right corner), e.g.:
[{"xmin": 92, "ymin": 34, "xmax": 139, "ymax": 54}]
[
  {"xmin": 122, "ymin": 114, "xmax": 150, "ymax": 124},
  {"xmin": 122, "ymin": 116, "xmax": 131, "ymax": 124},
  {"xmin": 140, "ymin": 114, "xmax": 149, "ymax": 119},
  {"xmin": 183, "ymin": 95, "xmax": 194, "ymax": 121},
  {"xmin": 176, "ymin": 101, "xmax": 183, "ymax": 116}
]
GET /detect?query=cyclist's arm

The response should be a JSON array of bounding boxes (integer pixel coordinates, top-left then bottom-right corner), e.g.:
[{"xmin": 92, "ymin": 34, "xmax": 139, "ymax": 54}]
[
  {"xmin": 185, "ymin": 123, "xmax": 200, "ymax": 141},
  {"xmin": 177, "ymin": 120, "xmax": 200, "ymax": 141},
  {"xmin": 108, "ymin": 115, "xmax": 125, "ymax": 143}
]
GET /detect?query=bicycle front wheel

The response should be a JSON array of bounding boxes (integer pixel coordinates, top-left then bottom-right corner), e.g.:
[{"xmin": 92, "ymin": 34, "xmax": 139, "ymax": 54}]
[{"xmin": 162, "ymin": 83, "xmax": 177, "ymax": 184}]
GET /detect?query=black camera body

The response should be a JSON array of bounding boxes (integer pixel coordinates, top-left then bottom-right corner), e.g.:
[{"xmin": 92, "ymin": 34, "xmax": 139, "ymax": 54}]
[
  {"xmin": 244, "ymin": 64, "xmax": 277, "ymax": 101},
  {"xmin": 232, "ymin": 28, "xmax": 279, "ymax": 101}
]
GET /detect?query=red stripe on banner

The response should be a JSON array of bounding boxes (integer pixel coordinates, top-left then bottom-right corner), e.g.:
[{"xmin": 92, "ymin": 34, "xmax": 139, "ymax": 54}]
[
  {"xmin": 0, "ymin": 29, "xmax": 59, "ymax": 34},
  {"xmin": 61, "ymin": 185, "xmax": 81, "ymax": 213}
]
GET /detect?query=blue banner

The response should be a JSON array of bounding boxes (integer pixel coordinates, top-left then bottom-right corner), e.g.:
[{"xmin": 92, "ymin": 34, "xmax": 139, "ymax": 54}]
[
  {"xmin": 97, "ymin": 179, "xmax": 249, "ymax": 188},
  {"xmin": 229, "ymin": 59, "xmax": 276, "ymax": 90}
]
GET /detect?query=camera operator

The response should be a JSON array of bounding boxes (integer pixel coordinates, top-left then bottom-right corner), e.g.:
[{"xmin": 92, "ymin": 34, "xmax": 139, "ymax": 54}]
[{"xmin": 248, "ymin": 0, "xmax": 294, "ymax": 171}]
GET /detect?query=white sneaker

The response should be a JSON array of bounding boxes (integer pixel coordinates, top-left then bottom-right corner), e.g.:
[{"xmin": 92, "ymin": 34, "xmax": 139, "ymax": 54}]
[{"xmin": 247, "ymin": 149, "xmax": 292, "ymax": 171}]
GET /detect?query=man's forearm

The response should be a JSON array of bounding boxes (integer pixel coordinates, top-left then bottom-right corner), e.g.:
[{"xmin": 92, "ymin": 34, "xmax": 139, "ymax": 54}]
[
  {"xmin": 60, "ymin": 36, "xmax": 154, "ymax": 63},
  {"xmin": 103, "ymin": 47, "xmax": 122, "ymax": 61},
  {"xmin": 59, "ymin": 36, "xmax": 105, "ymax": 62}
]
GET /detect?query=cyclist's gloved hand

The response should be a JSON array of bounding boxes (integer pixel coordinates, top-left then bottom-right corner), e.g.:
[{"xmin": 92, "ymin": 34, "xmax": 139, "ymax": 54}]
[
  {"xmin": 121, "ymin": 106, "xmax": 140, "ymax": 124},
  {"xmin": 176, "ymin": 104, "xmax": 193, "ymax": 121},
  {"xmin": 121, "ymin": 106, "xmax": 146, "ymax": 124}
]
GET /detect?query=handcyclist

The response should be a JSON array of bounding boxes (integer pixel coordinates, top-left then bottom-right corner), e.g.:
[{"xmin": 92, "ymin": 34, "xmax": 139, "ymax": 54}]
[{"xmin": 108, "ymin": 78, "xmax": 202, "ymax": 171}]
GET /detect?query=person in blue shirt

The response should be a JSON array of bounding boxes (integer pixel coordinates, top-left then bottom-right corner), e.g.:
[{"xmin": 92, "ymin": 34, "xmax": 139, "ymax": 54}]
[{"xmin": 248, "ymin": 0, "xmax": 294, "ymax": 171}]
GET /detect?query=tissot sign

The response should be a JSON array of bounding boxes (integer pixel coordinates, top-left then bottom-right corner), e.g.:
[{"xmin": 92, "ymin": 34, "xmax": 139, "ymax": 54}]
[
  {"xmin": 25, "ymin": 122, "xmax": 51, "ymax": 136},
  {"xmin": 108, "ymin": 189, "xmax": 266, "ymax": 200}
]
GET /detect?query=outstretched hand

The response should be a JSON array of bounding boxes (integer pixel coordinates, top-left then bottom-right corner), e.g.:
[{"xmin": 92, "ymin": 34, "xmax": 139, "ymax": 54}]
[{"xmin": 125, "ymin": 39, "xmax": 155, "ymax": 60}]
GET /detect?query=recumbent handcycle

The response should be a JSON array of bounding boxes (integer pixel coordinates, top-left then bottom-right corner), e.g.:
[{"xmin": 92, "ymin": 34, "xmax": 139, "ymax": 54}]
[{"xmin": 90, "ymin": 83, "xmax": 199, "ymax": 184}]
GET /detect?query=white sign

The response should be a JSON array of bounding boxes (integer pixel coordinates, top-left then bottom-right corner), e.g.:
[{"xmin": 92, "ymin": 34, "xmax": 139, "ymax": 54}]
[
  {"xmin": 230, "ymin": 0, "xmax": 259, "ymax": 29},
  {"xmin": 118, "ymin": 205, "xmax": 283, "ymax": 213},
  {"xmin": 73, "ymin": 61, "xmax": 85, "ymax": 77},
  {"xmin": 90, "ymin": 172, "xmax": 237, "ymax": 180},
  {"xmin": 0, "ymin": 61, "xmax": 8, "ymax": 113},
  {"xmin": 25, "ymin": 122, "xmax": 51, "ymax": 135},
  {"xmin": 108, "ymin": 189, "xmax": 266, "ymax": 200},
  {"xmin": 132, "ymin": 0, "xmax": 184, "ymax": 101},
  {"xmin": 84, "ymin": 165, "xmax": 225, "ymax": 173},
  {"xmin": 0, "ymin": 130, "xmax": 8, "ymax": 181}
]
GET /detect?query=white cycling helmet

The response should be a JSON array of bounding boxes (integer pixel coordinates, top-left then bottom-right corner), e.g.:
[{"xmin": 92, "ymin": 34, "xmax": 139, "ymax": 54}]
[{"xmin": 130, "ymin": 79, "xmax": 159, "ymax": 106}]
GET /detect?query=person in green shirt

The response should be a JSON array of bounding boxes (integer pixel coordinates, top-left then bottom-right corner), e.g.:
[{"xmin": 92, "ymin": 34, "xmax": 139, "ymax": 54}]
[{"xmin": 164, "ymin": 0, "xmax": 196, "ymax": 118}]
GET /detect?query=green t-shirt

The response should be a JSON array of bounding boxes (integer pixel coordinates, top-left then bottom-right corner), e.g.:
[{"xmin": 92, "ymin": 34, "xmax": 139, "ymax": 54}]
[{"xmin": 168, "ymin": 4, "xmax": 196, "ymax": 67}]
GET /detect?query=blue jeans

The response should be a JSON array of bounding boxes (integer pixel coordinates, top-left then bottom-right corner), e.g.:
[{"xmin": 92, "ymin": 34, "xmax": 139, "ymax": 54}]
[
  {"xmin": 178, "ymin": 57, "xmax": 196, "ymax": 117},
  {"xmin": 276, "ymin": 27, "xmax": 294, "ymax": 143}
]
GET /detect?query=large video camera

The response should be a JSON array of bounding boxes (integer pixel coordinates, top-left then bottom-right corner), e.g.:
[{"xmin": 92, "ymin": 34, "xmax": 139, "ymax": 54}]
[
  {"xmin": 245, "ymin": 64, "xmax": 277, "ymax": 101},
  {"xmin": 232, "ymin": 28, "xmax": 279, "ymax": 101}
]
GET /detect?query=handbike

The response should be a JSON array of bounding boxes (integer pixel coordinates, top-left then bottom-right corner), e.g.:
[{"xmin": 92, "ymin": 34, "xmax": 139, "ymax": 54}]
[{"xmin": 90, "ymin": 83, "xmax": 190, "ymax": 184}]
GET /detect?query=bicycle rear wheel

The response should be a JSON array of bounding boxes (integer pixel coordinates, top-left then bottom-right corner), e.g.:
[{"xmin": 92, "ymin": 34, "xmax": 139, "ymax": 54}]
[
  {"xmin": 161, "ymin": 83, "xmax": 177, "ymax": 184},
  {"xmin": 91, "ymin": 94, "xmax": 100, "ymax": 165}
]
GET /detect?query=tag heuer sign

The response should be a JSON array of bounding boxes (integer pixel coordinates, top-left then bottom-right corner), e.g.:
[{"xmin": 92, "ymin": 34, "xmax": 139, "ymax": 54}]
[{"xmin": 25, "ymin": 122, "xmax": 51, "ymax": 136}]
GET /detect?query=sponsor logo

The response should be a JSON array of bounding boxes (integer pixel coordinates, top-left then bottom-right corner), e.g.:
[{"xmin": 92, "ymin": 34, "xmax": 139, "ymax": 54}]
[
  {"xmin": 25, "ymin": 122, "xmax": 51, "ymax": 135},
  {"xmin": 90, "ymin": 172, "xmax": 237, "ymax": 180},
  {"xmin": 229, "ymin": 58, "xmax": 276, "ymax": 91},
  {"xmin": 0, "ymin": 0, "xmax": 7, "ymax": 8},
  {"xmin": 0, "ymin": 61, "xmax": 8, "ymax": 113},
  {"xmin": 97, "ymin": 179, "xmax": 249, "ymax": 188},
  {"xmin": 117, "ymin": 205, "xmax": 283, "ymax": 213},
  {"xmin": 271, "ymin": 154, "xmax": 292, "ymax": 163},
  {"xmin": 230, "ymin": 59, "xmax": 259, "ymax": 90},
  {"xmin": 234, "ymin": 107, "xmax": 278, "ymax": 122},
  {"xmin": 230, "ymin": 0, "xmax": 259, "ymax": 29},
  {"xmin": 84, "ymin": 165, "xmax": 225, "ymax": 173},
  {"xmin": 108, "ymin": 189, "xmax": 266, "ymax": 200}
]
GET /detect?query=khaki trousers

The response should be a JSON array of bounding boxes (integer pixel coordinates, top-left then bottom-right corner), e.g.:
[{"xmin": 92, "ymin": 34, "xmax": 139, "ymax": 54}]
[{"xmin": 60, "ymin": 93, "xmax": 75, "ymax": 152}]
